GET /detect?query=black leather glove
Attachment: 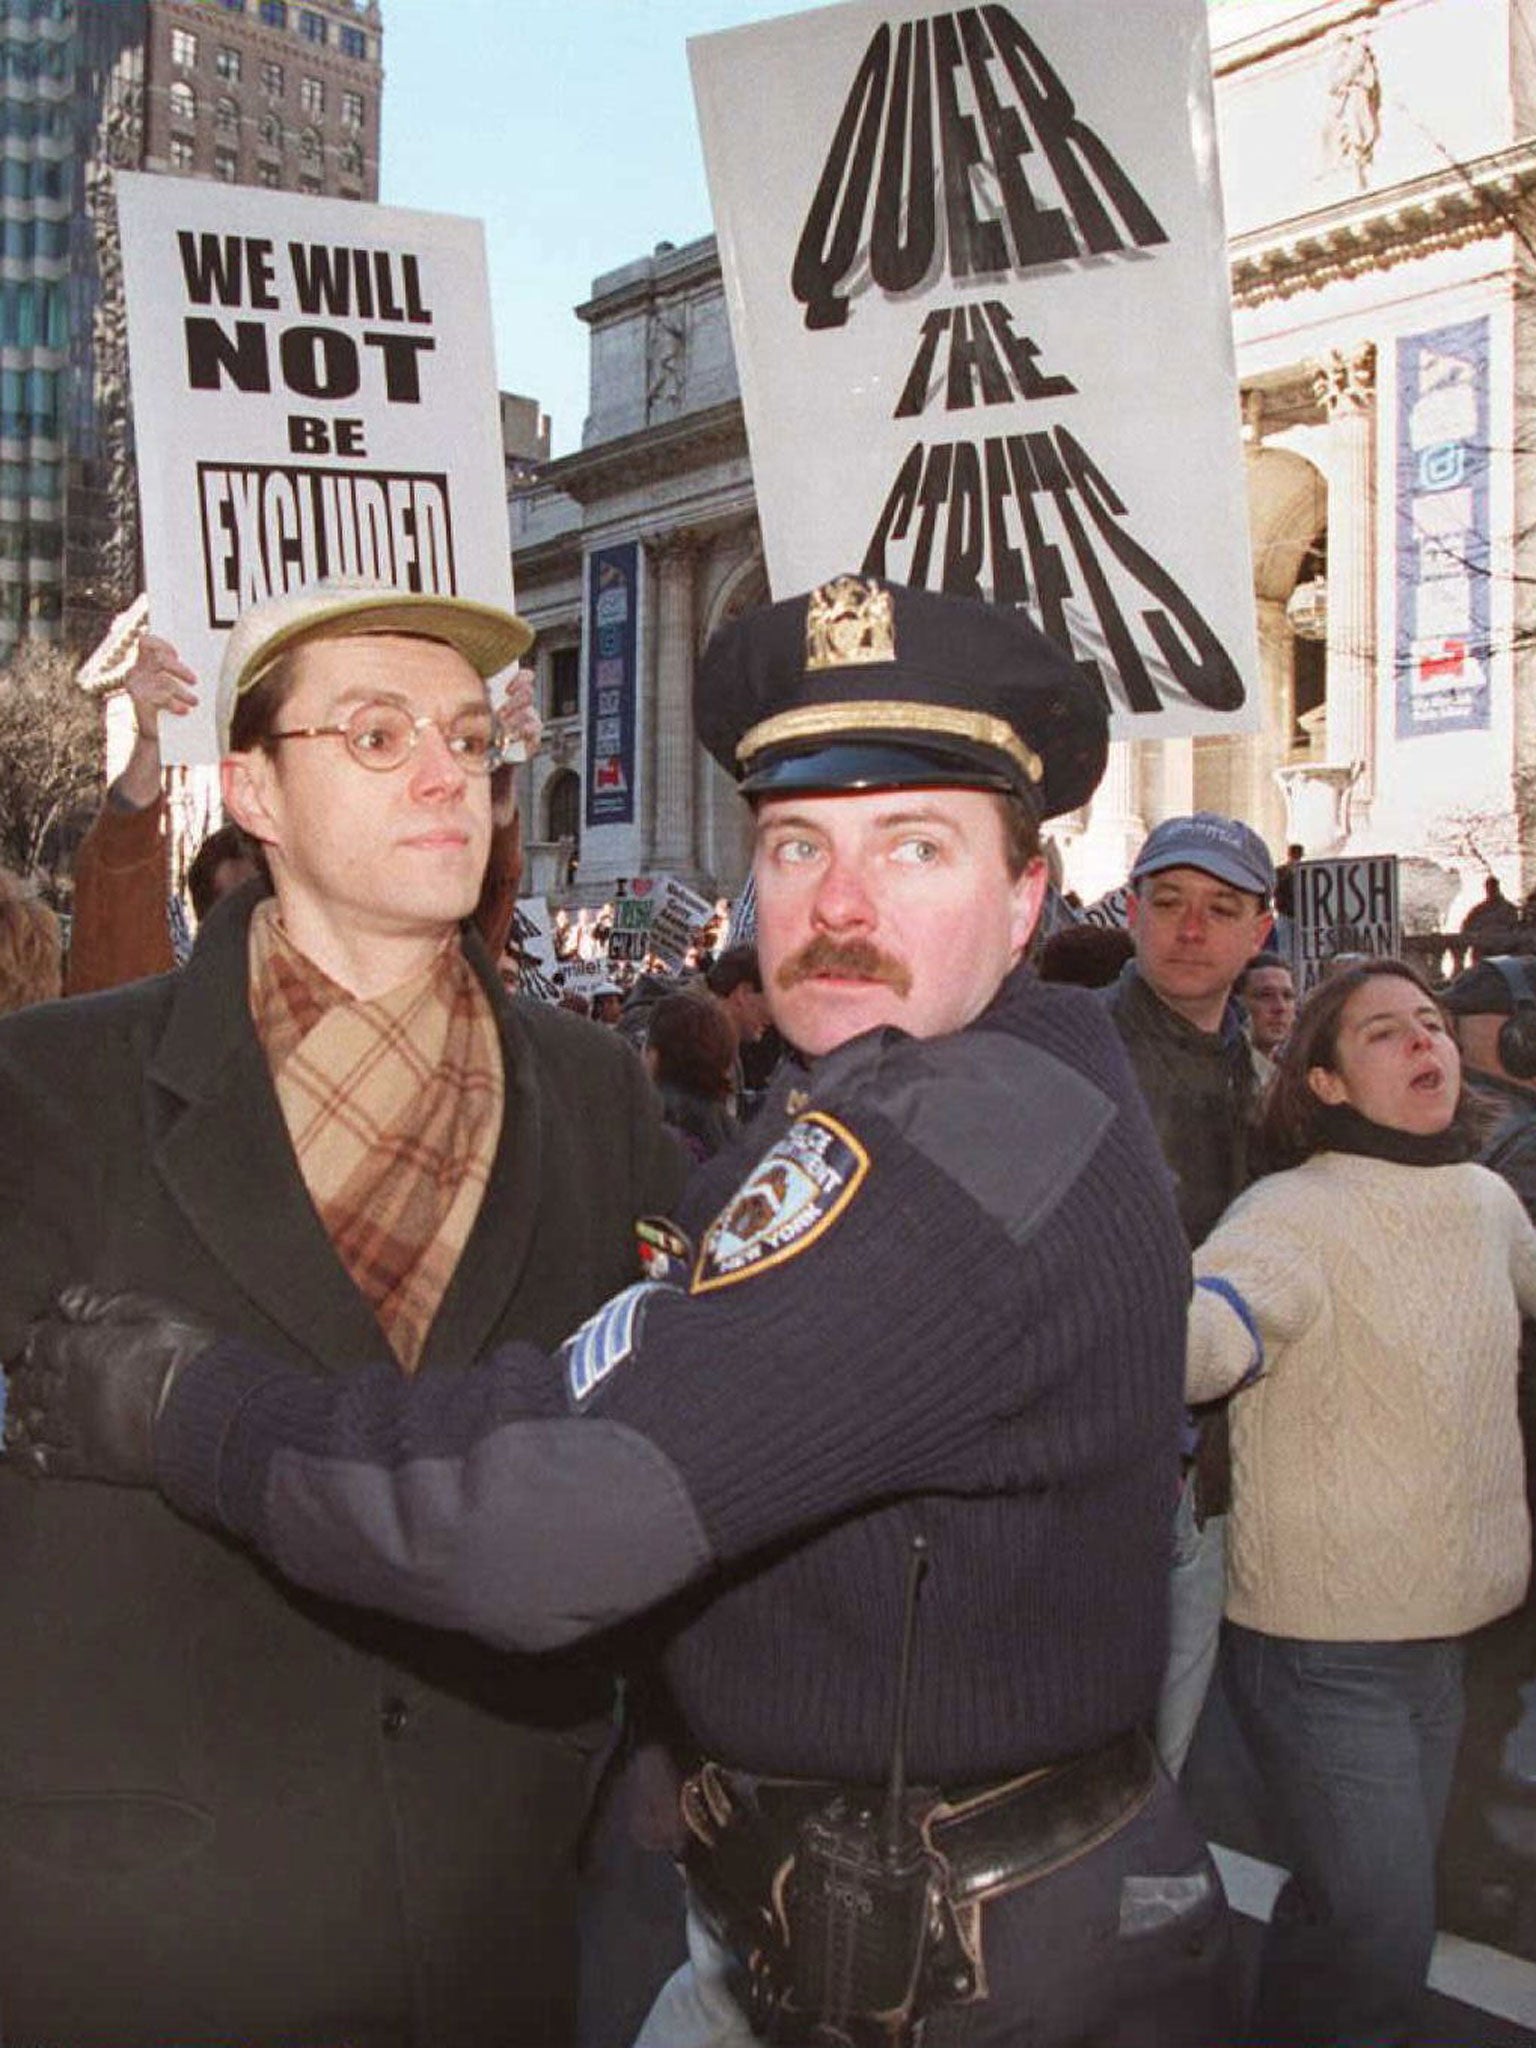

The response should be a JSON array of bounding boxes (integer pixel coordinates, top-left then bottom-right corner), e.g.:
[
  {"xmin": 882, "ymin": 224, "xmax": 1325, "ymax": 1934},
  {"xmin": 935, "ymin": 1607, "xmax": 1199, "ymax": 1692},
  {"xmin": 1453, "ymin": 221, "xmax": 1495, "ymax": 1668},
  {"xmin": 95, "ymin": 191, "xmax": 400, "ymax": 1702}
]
[{"xmin": 4, "ymin": 1284, "xmax": 218, "ymax": 1485}]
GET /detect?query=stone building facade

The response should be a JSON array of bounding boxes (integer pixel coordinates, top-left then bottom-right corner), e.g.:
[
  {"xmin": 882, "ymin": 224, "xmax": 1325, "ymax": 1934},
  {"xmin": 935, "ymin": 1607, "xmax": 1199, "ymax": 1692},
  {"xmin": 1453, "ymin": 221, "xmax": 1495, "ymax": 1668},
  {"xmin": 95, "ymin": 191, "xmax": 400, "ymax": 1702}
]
[
  {"xmin": 1214, "ymin": 0, "xmax": 1536, "ymax": 928},
  {"xmin": 511, "ymin": 0, "xmax": 1536, "ymax": 924},
  {"xmin": 510, "ymin": 235, "xmax": 763, "ymax": 902},
  {"xmin": 143, "ymin": 0, "xmax": 380, "ymax": 202}
]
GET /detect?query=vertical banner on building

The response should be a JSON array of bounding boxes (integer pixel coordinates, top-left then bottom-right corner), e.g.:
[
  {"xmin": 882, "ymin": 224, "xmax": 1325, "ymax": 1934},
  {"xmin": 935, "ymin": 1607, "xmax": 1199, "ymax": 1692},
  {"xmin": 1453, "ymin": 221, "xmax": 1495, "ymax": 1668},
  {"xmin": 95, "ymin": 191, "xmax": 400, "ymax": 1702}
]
[
  {"xmin": 1394, "ymin": 316, "xmax": 1491, "ymax": 739},
  {"xmin": 1292, "ymin": 855, "xmax": 1400, "ymax": 994},
  {"xmin": 689, "ymin": 0, "xmax": 1259, "ymax": 740},
  {"xmin": 585, "ymin": 541, "xmax": 640, "ymax": 826},
  {"xmin": 115, "ymin": 171, "xmax": 515, "ymax": 764}
]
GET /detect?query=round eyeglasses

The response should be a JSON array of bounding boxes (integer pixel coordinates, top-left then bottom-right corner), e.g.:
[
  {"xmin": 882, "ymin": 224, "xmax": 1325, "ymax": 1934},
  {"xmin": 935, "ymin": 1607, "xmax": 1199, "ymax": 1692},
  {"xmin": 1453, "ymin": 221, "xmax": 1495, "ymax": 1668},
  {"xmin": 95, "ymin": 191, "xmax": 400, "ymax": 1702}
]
[{"xmin": 266, "ymin": 700, "xmax": 505, "ymax": 774}]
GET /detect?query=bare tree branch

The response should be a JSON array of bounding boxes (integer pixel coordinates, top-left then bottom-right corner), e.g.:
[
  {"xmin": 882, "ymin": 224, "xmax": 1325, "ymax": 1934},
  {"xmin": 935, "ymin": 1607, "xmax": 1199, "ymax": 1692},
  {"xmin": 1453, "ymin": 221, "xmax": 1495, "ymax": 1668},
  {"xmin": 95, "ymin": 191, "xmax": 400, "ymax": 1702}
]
[{"xmin": 0, "ymin": 647, "xmax": 103, "ymax": 902}]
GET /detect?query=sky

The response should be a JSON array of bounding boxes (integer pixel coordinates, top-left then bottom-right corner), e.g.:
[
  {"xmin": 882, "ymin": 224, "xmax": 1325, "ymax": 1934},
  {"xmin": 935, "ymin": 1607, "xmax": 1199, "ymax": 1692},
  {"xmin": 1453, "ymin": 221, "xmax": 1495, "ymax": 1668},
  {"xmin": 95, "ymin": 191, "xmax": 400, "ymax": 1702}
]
[{"xmin": 377, "ymin": 0, "xmax": 835, "ymax": 458}]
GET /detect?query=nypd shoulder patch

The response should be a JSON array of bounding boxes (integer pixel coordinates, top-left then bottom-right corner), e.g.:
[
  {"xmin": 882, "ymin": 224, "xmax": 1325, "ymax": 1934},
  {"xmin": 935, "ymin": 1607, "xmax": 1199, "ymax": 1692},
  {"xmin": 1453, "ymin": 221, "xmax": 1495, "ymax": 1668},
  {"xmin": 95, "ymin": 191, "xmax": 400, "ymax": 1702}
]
[
  {"xmin": 692, "ymin": 1113, "xmax": 869, "ymax": 1294},
  {"xmin": 562, "ymin": 1281, "xmax": 675, "ymax": 1407}
]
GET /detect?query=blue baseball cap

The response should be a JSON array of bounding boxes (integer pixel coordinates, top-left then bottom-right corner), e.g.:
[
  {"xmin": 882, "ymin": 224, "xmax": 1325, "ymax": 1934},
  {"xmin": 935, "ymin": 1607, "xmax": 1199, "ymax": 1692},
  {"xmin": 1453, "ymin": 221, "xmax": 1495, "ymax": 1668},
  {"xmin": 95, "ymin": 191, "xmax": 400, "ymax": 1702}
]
[{"xmin": 1129, "ymin": 814, "xmax": 1275, "ymax": 899}]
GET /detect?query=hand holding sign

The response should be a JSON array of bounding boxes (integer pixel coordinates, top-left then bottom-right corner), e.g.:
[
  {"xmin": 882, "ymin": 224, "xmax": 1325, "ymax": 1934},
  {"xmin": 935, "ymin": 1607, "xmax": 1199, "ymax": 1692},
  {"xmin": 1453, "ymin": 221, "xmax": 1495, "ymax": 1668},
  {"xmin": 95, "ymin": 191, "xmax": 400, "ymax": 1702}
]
[
  {"xmin": 127, "ymin": 635, "xmax": 200, "ymax": 738},
  {"xmin": 489, "ymin": 666, "xmax": 541, "ymax": 830},
  {"xmin": 495, "ymin": 666, "xmax": 541, "ymax": 768}
]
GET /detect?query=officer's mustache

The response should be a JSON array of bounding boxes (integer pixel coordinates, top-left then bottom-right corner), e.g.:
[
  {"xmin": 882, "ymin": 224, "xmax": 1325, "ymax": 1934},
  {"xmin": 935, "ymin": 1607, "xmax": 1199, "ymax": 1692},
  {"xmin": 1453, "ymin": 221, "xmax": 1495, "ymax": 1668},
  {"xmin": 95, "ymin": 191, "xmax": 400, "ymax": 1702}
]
[{"xmin": 775, "ymin": 935, "xmax": 912, "ymax": 997}]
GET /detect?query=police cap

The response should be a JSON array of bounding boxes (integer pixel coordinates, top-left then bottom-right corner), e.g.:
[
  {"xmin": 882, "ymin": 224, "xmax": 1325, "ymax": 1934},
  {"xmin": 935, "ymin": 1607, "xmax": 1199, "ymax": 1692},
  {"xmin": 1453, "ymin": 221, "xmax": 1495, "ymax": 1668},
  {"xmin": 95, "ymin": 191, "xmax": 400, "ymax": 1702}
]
[
  {"xmin": 694, "ymin": 575, "xmax": 1108, "ymax": 819},
  {"xmin": 1441, "ymin": 954, "xmax": 1536, "ymax": 1016}
]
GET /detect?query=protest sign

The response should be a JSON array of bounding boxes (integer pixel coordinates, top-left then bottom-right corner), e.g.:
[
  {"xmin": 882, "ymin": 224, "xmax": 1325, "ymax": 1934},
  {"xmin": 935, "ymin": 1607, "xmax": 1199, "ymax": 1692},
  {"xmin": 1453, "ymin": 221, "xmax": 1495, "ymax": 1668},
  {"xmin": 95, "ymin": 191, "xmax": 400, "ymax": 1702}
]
[
  {"xmin": 724, "ymin": 873, "xmax": 758, "ymax": 948},
  {"xmin": 1292, "ymin": 856, "xmax": 1400, "ymax": 995},
  {"xmin": 647, "ymin": 874, "xmax": 718, "ymax": 967},
  {"xmin": 115, "ymin": 172, "xmax": 514, "ymax": 762},
  {"xmin": 609, "ymin": 888, "xmax": 657, "ymax": 964},
  {"xmin": 556, "ymin": 957, "xmax": 614, "ymax": 991},
  {"xmin": 511, "ymin": 897, "xmax": 559, "ymax": 987},
  {"xmin": 1080, "ymin": 884, "xmax": 1132, "ymax": 930},
  {"xmin": 609, "ymin": 874, "xmax": 715, "ymax": 968},
  {"xmin": 690, "ymin": 0, "xmax": 1258, "ymax": 740}
]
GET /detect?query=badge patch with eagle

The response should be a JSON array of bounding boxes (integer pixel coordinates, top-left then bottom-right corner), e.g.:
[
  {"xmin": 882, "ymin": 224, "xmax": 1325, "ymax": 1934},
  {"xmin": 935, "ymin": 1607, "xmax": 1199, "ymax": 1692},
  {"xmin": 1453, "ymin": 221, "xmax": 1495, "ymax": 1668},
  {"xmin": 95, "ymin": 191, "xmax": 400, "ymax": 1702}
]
[{"xmin": 692, "ymin": 1113, "xmax": 869, "ymax": 1293}]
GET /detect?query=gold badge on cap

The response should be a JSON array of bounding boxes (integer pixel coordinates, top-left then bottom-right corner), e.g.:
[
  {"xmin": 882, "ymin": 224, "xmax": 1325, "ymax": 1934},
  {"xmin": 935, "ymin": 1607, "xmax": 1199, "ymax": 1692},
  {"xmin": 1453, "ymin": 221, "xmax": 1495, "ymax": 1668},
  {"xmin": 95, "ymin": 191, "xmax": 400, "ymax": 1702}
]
[{"xmin": 805, "ymin": 576, "xmax": 895, "ymax": 672}]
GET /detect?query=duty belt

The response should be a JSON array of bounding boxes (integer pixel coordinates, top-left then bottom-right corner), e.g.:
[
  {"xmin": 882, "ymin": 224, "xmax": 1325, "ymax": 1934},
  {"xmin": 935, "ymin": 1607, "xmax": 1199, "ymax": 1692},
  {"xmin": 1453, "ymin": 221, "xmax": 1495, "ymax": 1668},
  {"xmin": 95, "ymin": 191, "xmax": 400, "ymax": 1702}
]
[{"xmin": 680, "ymin": 1726, "xmax": 1157, "ymax": 2045}]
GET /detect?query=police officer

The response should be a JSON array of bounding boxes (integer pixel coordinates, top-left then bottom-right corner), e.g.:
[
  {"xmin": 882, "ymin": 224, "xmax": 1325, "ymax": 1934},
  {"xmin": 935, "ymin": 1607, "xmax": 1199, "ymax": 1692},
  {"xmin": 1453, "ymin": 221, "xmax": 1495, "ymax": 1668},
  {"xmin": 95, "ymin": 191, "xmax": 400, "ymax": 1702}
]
[{"xmin": 12, "ymin": 575, "xmax": 1233, "ymax": 2047}]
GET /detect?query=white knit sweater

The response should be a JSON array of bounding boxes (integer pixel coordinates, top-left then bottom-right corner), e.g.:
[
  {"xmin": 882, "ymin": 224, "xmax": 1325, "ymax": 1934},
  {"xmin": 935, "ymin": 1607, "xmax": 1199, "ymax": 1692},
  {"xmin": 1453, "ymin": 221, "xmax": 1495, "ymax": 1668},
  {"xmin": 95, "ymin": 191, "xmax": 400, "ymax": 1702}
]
[{"xmin": 1190, "ymin": 1152, "xmax": 1536, "ymax": 1641}]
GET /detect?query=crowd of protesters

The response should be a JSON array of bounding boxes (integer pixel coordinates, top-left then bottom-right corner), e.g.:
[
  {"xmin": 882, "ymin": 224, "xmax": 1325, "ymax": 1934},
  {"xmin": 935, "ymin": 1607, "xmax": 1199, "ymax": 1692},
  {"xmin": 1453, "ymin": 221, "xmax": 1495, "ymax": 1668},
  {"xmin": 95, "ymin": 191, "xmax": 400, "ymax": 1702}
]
[{"xmin": 6, "ymin": 595, "xmax": 1536, "ymax": 2048}]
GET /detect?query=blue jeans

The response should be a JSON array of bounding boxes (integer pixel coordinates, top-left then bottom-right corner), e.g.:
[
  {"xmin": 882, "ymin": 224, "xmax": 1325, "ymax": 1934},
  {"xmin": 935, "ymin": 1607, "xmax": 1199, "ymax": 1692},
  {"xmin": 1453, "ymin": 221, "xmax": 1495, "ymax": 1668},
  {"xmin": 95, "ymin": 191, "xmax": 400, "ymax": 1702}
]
[
  {"xmin": 631, "ymin": 1901, "xmax": 757, "ymax": 2048},
  {"xmin": 1224, "ymin": 1624, "xmax": 1465, "ymax": 2048},
  {"xmin": 1155, "ymin": 1482, "xmax": 1226, "ymax": 1779}
]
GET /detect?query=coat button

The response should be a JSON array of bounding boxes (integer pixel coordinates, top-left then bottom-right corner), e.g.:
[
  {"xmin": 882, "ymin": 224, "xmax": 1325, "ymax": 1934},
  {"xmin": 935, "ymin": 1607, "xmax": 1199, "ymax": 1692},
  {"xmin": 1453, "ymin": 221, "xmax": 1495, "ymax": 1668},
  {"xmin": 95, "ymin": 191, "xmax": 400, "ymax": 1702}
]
[{"xmin": 380, "ymin": 1695, "xmax": 410, "ymax": 1738}]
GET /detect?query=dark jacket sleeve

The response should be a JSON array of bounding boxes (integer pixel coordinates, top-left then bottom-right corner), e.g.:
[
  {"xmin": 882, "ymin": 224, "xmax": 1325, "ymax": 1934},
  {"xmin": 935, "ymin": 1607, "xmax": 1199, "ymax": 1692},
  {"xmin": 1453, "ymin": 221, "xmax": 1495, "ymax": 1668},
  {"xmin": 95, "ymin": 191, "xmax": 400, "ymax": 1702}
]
[
  {"xmin": 64, "ymin": 792, "xmax": 175, "ymax": 997},
  {"xmin": 154, "ymin": 1024, "xmax": 1126, "ymax": 1650},
  {"xmin": 469, "ymin": 815, "xmax": 521, "ymax": 964},
  {"xmin": 1484, "ymin": 1116, "xmax": 1536, "ymax": 1224}
]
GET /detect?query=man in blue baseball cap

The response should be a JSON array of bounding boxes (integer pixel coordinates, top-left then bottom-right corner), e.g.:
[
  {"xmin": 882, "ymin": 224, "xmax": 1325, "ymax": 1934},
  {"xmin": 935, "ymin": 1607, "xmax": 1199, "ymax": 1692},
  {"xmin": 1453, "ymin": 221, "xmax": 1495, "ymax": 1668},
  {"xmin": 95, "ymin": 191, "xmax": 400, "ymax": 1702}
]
[{"xmin": 1104, "ymin": 811, "xmax": 1277, "ymax": 1781}]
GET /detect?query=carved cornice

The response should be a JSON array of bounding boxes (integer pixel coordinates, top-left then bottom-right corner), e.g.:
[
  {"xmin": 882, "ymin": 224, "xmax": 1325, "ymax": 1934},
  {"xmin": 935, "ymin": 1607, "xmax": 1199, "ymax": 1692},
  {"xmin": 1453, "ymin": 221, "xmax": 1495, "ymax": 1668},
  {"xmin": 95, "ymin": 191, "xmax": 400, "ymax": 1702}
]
[
  {"xmin": 576, "ymin": 238, "xmax": 722, "ymax": 326},
  {"xmin": 645, "ymin": 526, "xmax": 701, "ymax": 569},
  {"xmin": 534, "ymin": 399, "xmax": 750, "ymax": 505},
  {"xmin": 1230, "ymin": 139, "xmax": 1536, "ymax": 307},
  {"xmin": 511, "ymin": 529, "xmax": 583, "ymax": 593},
  {"xmin": 1212, "ymin": 0, "xmax": 1381, "ymax": 76},
  {"xmin": 1315, "ymin": 341, "xmax": 1377, "ymax": 416}
]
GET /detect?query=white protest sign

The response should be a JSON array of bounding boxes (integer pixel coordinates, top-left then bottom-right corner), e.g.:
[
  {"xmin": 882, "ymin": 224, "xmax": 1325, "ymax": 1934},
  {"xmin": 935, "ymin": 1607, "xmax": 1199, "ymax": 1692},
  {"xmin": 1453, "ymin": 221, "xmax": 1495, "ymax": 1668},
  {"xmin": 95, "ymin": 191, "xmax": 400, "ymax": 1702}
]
[
  {"xmin": 512, "ymin": 897, "xmax": 558, "ymax": 974},
  {"xmin": 556, "ymin": 957, "xmax": 611, "ymax": 987},
  {"xmin": 508, "ymin": 899, "xmax": 561, "ymax": 1002},
  {"xmin": 690, "ymin": 0, "xmax": 1258, "ymax": 739},
  {"xmin": 116, "ymin": 172, "xmax": 514, "ymax": 762},
  {"xmin": 1080, "ymin": 884, "xmax": 1132, "ymax": 929},
  {"xmin": 647, "ymin": 874, "xmax": 718, "ymax": 968},
  {"xmin": 1292, "ymin": 857, "xmax": 1401, "ymax": 995}
]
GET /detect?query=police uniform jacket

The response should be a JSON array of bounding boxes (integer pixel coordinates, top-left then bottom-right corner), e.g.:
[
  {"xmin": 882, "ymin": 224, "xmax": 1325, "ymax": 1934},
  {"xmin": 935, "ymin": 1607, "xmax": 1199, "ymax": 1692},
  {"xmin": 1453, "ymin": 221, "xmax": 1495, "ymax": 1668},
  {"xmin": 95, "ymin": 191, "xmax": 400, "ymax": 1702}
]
[
  {"xmin": 1473, "ymin": 1070, "xmax": 1536, "ymax": 1223},
  {"xmin": 144, "ymin": 964, "xmax": 1190, "ymax": 1791},
  {"xmin": 0, "ymin": 882, "xmax": 682, "ymax": 2048}
]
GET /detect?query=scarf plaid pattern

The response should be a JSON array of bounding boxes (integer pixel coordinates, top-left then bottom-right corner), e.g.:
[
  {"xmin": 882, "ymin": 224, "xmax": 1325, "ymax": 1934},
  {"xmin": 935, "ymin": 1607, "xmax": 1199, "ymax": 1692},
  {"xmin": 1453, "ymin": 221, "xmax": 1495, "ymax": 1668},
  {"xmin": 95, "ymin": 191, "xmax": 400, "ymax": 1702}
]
[{"xmin": 248, "ymin": 899, "xmax": 504, "ymax": 1372}]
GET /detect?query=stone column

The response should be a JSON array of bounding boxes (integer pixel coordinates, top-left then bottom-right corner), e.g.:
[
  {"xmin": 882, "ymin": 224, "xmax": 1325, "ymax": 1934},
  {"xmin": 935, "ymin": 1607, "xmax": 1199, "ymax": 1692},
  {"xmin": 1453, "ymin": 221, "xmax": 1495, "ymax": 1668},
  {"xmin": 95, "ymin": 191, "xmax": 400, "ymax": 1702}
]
[
  {"xmin": 1056, "ymin": 739, "xmax": 1173, "ymax": 901},
  {"xmin": 1082, "ymin": 738, "xmax": 1145, "ymax": 894},
  {"xmin": 1141, "ymin": 735, "xmax": 1195, "ymax": 825},
  {"xmin": 1248, "ymin": 595, "xmax": 1295, "ymax": 851},
  {"xmin": 1314, "ymin": 342, "xmax": 1378, "ymax": 801},
  {"xmin": 646, "ymin": 530, "xmax": 698, "ymax": 876}
]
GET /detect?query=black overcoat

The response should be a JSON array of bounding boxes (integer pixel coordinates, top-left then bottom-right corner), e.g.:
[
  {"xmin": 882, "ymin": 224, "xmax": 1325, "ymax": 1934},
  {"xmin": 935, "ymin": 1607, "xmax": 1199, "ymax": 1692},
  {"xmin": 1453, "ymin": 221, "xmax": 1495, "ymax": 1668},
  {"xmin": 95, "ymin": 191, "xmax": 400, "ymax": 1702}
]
[{"xmin": 0, "ymin": 883, "xmax": 682, "ymax": 2047}]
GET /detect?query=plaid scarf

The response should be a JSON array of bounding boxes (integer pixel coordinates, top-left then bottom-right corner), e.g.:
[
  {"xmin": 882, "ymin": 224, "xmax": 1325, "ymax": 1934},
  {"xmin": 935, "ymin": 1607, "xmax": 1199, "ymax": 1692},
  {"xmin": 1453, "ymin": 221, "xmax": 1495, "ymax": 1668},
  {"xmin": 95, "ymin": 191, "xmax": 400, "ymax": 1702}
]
[{"xmin": 248, "ymin": 899, "xmax": 504, "ymax": 1373}]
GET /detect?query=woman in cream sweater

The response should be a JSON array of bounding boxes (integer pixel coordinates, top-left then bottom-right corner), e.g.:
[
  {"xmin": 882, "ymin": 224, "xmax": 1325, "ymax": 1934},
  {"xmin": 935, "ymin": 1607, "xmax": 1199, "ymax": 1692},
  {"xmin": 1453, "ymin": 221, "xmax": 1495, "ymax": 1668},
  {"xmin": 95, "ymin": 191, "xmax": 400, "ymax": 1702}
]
[{"xmin": 1191, "ymin": 958, "xmax": 1536, "ymax": 2047}]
